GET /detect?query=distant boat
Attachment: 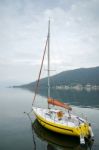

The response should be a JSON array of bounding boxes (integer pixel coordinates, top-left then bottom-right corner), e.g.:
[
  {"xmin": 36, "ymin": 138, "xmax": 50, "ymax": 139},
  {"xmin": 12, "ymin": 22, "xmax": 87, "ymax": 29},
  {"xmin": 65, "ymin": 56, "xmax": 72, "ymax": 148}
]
[{"xmin": 32, "ymin": 20, "xmax": 94, "ymax": 144}]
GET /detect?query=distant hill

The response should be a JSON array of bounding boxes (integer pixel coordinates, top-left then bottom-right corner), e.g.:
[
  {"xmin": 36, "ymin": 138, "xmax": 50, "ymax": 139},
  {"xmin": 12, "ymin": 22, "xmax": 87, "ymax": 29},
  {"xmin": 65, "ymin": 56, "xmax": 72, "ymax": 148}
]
[{"xmin": 14, "ymin": 66, "xmax": 99, "ymax": 91}]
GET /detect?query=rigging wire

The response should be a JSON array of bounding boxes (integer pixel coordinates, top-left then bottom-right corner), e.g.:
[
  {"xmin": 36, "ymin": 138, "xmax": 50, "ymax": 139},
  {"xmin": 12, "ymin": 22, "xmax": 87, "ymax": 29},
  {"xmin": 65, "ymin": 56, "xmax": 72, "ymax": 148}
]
[{"xmin": 32, "ymin": 35, "xmax": 48, "ymax": 106}]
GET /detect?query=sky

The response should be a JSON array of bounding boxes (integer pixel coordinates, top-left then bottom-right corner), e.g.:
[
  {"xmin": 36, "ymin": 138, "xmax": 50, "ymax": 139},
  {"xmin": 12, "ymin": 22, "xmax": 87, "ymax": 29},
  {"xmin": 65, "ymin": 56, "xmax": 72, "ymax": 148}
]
[{"xmin": 0, "ymin": 0, "xmax": 99, "ymax": 86}]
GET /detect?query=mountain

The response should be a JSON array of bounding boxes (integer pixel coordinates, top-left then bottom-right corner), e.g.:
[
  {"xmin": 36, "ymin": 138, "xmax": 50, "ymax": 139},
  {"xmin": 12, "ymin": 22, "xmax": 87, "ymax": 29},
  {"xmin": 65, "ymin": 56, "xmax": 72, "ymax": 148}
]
[{"xmin": 14, "ymin": 66, "xmax": 99, "ymax": 91}]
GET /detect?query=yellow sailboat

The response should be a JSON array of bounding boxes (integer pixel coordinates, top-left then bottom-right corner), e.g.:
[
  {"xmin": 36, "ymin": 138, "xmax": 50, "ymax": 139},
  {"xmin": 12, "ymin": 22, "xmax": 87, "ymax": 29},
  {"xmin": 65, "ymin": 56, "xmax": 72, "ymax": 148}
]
[
  {"xmin": 33, "ymin": 120, "xmax": 94, "ymax": 150},
  {"xmin": 32, "ymin": 20, "xmax": 94, "ymax": 144}
]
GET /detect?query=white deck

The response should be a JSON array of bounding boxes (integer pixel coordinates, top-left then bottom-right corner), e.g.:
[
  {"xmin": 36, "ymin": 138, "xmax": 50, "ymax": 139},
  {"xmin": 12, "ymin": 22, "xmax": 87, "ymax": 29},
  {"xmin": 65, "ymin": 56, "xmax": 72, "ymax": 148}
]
[{"xmin": 32, "ymin": 107, "xmax": 86, "ymax": 127}]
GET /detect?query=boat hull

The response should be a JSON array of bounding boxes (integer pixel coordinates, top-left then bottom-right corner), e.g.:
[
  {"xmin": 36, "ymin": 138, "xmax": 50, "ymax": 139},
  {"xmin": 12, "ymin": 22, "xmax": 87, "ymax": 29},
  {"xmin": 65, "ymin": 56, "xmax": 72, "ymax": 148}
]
[
  {"xmin": 37, "ymin": 114, "xmax": 77, "ymax": 136},
  {"xmin": 33, "ymin": 108, "xmax": 90, "ymax": 138}
]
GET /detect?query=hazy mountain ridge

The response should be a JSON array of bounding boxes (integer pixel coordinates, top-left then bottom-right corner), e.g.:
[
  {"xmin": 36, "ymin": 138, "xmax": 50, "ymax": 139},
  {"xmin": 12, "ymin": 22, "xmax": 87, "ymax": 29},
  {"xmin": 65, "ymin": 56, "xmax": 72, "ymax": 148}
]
[{"xmin": 14, "ymin": 66, "xmax": 99, "ymax": 91}]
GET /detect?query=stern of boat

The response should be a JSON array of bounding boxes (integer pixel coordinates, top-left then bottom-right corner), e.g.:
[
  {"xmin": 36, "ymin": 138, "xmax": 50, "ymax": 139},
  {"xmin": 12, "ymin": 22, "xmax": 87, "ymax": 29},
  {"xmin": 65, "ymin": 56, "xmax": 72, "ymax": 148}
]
[{"xmin": 75, "ymin": 122, "xmax": 94, "ymax": 144}]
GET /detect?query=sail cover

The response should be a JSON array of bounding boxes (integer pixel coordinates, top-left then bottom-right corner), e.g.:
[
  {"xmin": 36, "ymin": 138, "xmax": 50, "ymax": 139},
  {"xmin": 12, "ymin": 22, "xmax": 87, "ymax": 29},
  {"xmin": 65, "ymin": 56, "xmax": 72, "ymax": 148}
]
[{"xmin": 48, "ymin": 98, "xmax": 72, "ymax": 110}]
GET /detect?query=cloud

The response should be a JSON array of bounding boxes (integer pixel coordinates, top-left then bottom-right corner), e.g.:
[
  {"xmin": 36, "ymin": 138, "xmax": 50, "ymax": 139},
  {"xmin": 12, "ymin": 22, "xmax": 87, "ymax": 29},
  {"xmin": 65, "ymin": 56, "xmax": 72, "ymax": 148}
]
[{"xmin": 0, "ymin": 0, "xmax": 99, "ymax": 85}]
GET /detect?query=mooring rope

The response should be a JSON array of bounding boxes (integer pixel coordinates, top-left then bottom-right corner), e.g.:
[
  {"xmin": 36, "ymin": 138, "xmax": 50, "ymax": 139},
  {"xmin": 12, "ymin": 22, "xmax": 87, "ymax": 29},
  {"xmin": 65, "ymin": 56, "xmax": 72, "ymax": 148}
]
[{"xmin": 24, "ymin": 112, "xmax": 36, "ymax": 150}]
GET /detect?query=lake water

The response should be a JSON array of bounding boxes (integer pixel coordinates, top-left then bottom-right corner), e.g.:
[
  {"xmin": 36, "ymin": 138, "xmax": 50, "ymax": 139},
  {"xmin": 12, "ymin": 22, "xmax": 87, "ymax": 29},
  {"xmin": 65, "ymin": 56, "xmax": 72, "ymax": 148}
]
[{"xmin": 0, "ymin": 87, "xmax": 99, "ymax": 150}]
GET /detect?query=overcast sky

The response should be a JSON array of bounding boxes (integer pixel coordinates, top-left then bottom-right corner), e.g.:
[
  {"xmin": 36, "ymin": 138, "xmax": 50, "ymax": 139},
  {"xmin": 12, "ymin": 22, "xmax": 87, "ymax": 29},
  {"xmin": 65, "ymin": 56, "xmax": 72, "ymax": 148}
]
[{"xmin": 0, "ymin": 0, "xmax": 99, "ymax": 86}]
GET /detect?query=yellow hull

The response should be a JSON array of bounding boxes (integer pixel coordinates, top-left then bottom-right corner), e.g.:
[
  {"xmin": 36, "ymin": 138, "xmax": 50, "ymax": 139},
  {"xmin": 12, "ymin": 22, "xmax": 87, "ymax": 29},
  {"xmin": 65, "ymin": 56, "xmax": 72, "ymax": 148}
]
[{"xmin": 33, "ymin": 111, "xmax": 90, "ymax": 138}]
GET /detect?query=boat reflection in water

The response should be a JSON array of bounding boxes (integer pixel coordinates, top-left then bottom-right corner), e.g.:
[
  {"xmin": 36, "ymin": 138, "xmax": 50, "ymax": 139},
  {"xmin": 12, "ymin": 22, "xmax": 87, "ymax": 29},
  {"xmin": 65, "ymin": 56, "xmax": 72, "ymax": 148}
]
[{"xmin": 32, "ymin": 120, "xmax": 94, "ymax": 150}]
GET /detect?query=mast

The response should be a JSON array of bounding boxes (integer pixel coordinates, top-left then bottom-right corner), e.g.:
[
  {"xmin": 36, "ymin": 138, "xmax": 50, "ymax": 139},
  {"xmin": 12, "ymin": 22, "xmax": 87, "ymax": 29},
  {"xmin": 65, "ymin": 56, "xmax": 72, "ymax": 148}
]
[{"xmin": 48, "ymin": 20, "xmax": 50, "ymax": 100}]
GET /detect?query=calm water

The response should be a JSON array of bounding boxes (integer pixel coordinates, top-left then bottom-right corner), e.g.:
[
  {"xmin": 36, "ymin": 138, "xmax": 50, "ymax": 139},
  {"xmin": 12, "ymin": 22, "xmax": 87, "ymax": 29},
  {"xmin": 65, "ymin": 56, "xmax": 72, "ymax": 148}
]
[{"xmin": 0, "ymin": 87, "xmax": 99, "ymax": 150}]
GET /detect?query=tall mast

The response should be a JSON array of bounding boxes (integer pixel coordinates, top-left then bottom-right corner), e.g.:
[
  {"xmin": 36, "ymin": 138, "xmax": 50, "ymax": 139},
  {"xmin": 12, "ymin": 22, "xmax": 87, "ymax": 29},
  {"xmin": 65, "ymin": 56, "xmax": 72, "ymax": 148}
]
[{"xmin": 48, "ymin": 19, "xmax": 50, "ymax": 100}]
